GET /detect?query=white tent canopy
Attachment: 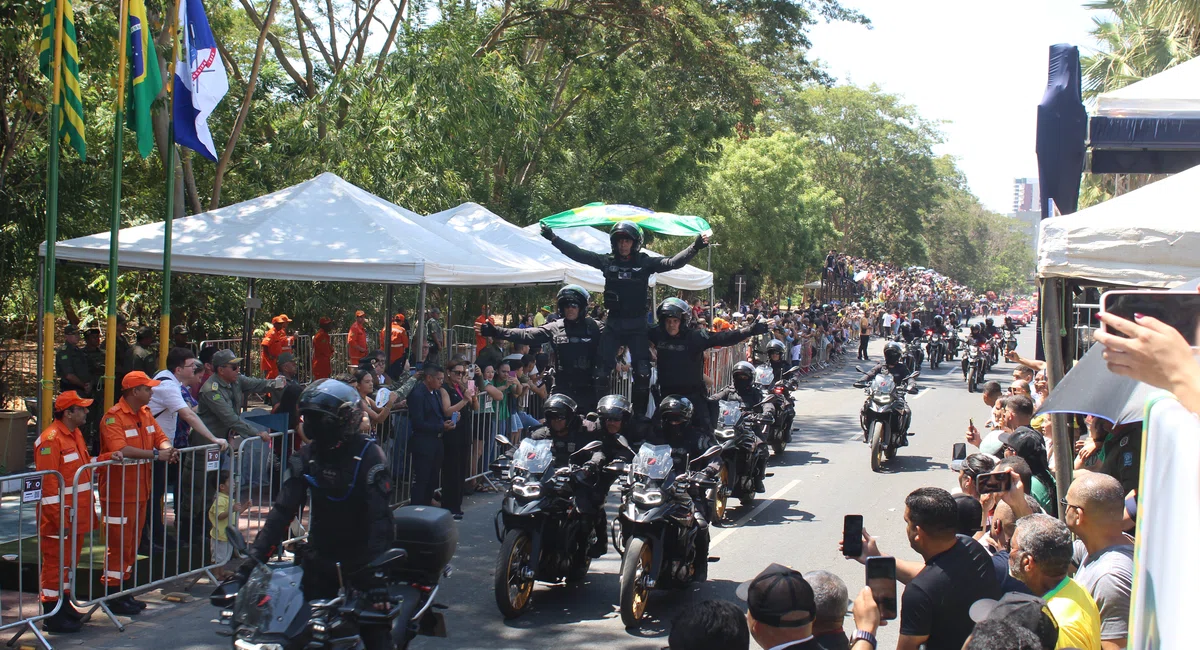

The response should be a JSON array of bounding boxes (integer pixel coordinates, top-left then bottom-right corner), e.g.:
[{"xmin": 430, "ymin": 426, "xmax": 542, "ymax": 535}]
[
  {"xmin": 1095, "ymin": 57, "xmax": 1200, "ymax": 119},
  {"xmin": 1037, "ymin": 164, "xmax": 1200, "ymax": 287},
  {"xmin": 521, "ymin": 222, "xmax": 714, "ymax": 291},
  {"xmin": 41, "ymin": 173, "xmax": 558, "ymax": 286}
]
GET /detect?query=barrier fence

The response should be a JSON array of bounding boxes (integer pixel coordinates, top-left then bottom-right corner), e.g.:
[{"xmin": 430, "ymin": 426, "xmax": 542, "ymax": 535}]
[
  {"xmin": 1072, "ymin": 303, "xmax": 1100, "ymax": 362},
  {"xmin": 0, "ymin": 470, "xmax": 64, "ymax": 650}
]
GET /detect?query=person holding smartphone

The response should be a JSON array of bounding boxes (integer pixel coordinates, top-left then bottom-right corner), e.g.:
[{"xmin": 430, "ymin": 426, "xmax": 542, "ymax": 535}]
[
  {"xmin": 1095, "ymin": 310, "xmax": 1200, "ymax": 415},
  {"xmin": 736, "ymin": 563, "xmax": 821, "ymax": 649}
]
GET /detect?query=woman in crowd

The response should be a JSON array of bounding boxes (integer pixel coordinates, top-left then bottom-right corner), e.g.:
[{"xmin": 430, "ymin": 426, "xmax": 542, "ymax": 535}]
[
  {"xmin": 351, "ymin": 368, "xmax": 397, "ymax": 431},
  {"xmin": 440, "ymin": 358, "xmax": 478, "ymax": 519}
]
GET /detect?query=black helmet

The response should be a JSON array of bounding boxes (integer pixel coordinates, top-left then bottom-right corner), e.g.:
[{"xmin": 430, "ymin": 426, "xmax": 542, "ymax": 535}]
[
  {"xmin": 732, "ymin": 361, "xmax": 755, "ymax": 384},
  {"xmin": 556, "ymin": 284, "xmax": 590, "ymax": 318},
  {"xmin": 970, "ymin": 323, "xmax": 982, "ymax": 334},
  {"xmin": 911, "ymin": 318, "xmax": 922, "ymax": 331},
  {"xmin": 299, "ymin": 379, "xmax": 361, "ymax": 450},
  {"xmin": 543, "ymin": 394, "xmax": 579, "ymax": 422},
  {"xmin": 1004, "ymin": 316, "xmax": 1014, "ymax": 326},
  {"xmin": 933, "ymin": 315, "xmax": 943, "ymax": 327},
  {"xmin": 985, "ymin": 317, "xmax": 994, "ymax": 327},
  {"xmin": 656, "ymin": 297, "xmax": 690, "ymax": 325},
  {"xmin": 766, "ymin": 339, "xmax": 786, "ymax": 356},
  {"xmin": 900, "ymin": 322, "xmax": 911, "ymax": 333},
  {"xmin": 657, "ymin": 395, "xmax": 693, "ymax": 424},
  {"xmin": 597, "ymin": 394, "xmax": 633, "ymax": 425},
  {"xmin": 610, "ymin": 221, "xmax": 643, "ymax": 255},
  {"xmin": 883, "ymin": 342, "xmax": 902, "ymax": 365}
]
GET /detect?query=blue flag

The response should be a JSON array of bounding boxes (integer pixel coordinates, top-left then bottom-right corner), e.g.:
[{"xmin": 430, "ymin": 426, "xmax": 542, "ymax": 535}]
[{"xmin": 173, "ymin": 0, "xmax": 227, "ymax": 161}]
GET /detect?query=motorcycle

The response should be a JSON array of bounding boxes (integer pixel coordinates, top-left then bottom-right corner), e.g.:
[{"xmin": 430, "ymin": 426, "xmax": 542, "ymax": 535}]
[
  {"xmin": 962, "ymin": 341, "xmax": 984, "ymax": 393},
  {"xmin": 903, "ymin": 338, "xmax": 925, "ymax": 371},
  {"xmin": 489, "ymin": 436, "xmax": 613, "ymax": 618},
  {"xmin": 713, "ymin": 399, "xmax": 770, "ymax": 516},
  {"xmin": 614, "ymin": 442, "xmax": 721, "ymax": 627},
  {"xmin": 946, "ymin": 329, "xmax": 960, "ymax": 360},
  {"xmin": 925, "ymin": 330, "xmax": 945, "ymax": 370},
  {"xmin": 753, "ymin": 364, "xmax": 799, "ymax": 456},
  {"xmin": 989, "ymin": 334, "xmax": 1001, "ymax": 366},
  {"xmin": 210, "ymin": 508, "xmax": 455, "ymax": 650},
  {"xmin": 1001, "ymin": 328, "xmax": 1018, "ymax": 354},
  {"xmin": 854, "ymin": 366, "xmax": 919, "ymax": 472}
]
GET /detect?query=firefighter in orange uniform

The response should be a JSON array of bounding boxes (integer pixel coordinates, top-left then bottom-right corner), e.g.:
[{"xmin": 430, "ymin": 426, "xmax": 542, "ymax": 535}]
[
  {"xmin": 347, "ymin": 310, "xmax": 369, "ymax": 369},
  {"xmin": 98, "ymin": 371, "xmax": 179, "ymax": 615},
  {"xmin": 260, "ymin": 314, "xmax": 294, "ymax": 378},
  {"xmin": 380, "ymin": 313, "xmax": 409, "ymax": 378},
  {"xmin": 35, "ymin": 391, "xmax": 116, "ymax": 633},
  {"xmin": 312, "ymin": 317, "xmax": 334, "ymax": 380}
]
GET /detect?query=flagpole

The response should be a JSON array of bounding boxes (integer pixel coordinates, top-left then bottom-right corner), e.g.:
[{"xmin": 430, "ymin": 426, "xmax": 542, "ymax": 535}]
[
  {"xmin": 40, "ymin": 0, "xmax": 67, "ymax": 428},
  {"xmin": 158, "ymin": 0, "xmax": 181, "ymax": 371},
  {"xmin": 103, "ymin": 0, "xmax": 129, "ymax": 410}
]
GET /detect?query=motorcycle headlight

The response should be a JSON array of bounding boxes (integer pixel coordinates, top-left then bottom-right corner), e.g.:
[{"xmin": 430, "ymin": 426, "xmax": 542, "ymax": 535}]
[
  {"xmin": 874, "ymin": 394, "xmax": 893, "ymax": 405},
  {"xmin": 235, "ymin": 641, "xmax": 284, "ymax": 650},
  {"xmin": 633, "ymin": 489, "xmax": 664, "ymax": 506},
  {"xmin": 716, "ymin": 429, "xmax": 735, "ymax": 441},
  {"xmin": 513, "ymin": 482, "xmax": 542, "ymax": 498}
]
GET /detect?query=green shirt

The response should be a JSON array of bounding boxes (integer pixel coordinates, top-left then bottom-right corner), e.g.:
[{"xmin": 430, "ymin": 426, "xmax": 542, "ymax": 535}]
[{"xmin": 1031, "ymin": 473, "xmax": 1057, "ymax": 516}]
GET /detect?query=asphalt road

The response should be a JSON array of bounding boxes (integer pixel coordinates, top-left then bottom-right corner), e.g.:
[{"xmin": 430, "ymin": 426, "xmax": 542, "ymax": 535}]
[{"xmin": 25, "ymin": 323, "xmax": 1035, "ymax": 650}]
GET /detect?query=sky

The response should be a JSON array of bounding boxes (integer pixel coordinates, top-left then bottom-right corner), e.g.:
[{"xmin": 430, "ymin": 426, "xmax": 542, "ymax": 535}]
[{"xmin": 808, "ymin": 0, "xmax": 1101, "ymax": 214}]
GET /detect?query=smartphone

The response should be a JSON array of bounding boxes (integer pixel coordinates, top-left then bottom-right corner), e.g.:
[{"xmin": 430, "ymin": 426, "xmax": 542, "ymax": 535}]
[
  {"xmin": 842, "ymin": 515, "xmax": 864, "ymax": 557},
  {"xmin": 467, "ymin": 379, "xmax": 476, "ymax": 393},
  {"xmin": 951, "ymin": 442, "xmax": 967, "ymax": 471},
  {"xmin": 508, "ymin": 370, "xmax": 518, "ymax": 379},
  {"xmin": 866, "ymin": 556, "xmax": 897, "ymax": 620},
  {"xmin": 976, "ymin": 470, "xmax": 1012, "ymax": 494},
  {"xmin": 1100, "ymin": 290, "xmax": 1200, "ymax": 345}
]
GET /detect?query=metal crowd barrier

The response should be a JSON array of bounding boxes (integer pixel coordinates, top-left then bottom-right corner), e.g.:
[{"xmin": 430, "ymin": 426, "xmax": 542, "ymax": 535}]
[
  {"xmin": 231, "ymin": 430, "xmax": 314, "ymax": 559},
  {"xmin": 1072, "ymin": 303, "xmax": 1100, "ymax": 362},
  {"xmin": 0, "ymin": 470, "xmax": 65, "ymax": 650},
  {"xmin": 68, "ymin": 443, "xmax": 226, "ymax": 631},
  {"xmin": 201, "ymin": 332, "xmax": 357, "ymax": 381}
]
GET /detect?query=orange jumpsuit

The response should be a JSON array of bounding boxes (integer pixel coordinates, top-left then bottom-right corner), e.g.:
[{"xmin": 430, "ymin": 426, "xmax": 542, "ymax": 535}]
[
  {"xmin": 475, "ymin": 314, "xmax": 494, "ymax": 353},
  {"xmin": 312, "ymin": 329, "xmax": 333, "ymax": 380},
  {"xmin": 260, "ymin": 328, "xmax": 292, "ymax": 378},
  {"xmin": 348, "ymin": 322, "xmax": 368, "ymax": 368},
  {"xmin": 98, "ymin": 399, "xmax": 168, "ymax": 587},
  {"xmin": 34, "ymin": 421, "xmax": 103, "ymax": 602},
  {"xmin": 380, "ymin": 322, "xmax": 409, "ymax": 365}
]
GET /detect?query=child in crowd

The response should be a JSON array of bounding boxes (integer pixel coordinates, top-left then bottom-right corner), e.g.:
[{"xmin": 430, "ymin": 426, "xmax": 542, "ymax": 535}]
[{"xmin": 209, "ymin": 470, "xmax": 250, "ymax": 580}]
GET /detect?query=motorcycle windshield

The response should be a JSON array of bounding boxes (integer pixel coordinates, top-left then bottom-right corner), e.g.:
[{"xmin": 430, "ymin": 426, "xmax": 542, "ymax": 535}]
[
  {"xmin": 718, "ymin": 400, "xmax": 742, "ymax": 427},
  {"xmin": 233, "ymin": 564, "xmax": 306, "ymax": 635},
  {"xmin": 870, "ymin": 375, "xmax": 895, "ymax": 396},
  {"xmin": 632, "ymin": 443, "xmax": 674, "ymax": 480},
  {"xmin": 512, "ymin": 438, "xmax": 554, "ymax": 475},
  {"xmin": 754, "ymin": 364, "xmax": 774, "ymax": 386}
]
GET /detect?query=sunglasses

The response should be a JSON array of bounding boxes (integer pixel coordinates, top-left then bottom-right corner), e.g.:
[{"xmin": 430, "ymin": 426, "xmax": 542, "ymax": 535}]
[
  {"xmin": 449, "ymin": 370, "xmax": 465, "ymax": 376},
  {"xmin": 1059, "ymin": 497, "xmax": 1082, "ymax": 512},
  {"xmin": 225, "ymin": 364, "xmax": 240, "ymax": 371},
  {"xmin": 546, "ymin": 414, "xmax": 567, "ymax": 421}
]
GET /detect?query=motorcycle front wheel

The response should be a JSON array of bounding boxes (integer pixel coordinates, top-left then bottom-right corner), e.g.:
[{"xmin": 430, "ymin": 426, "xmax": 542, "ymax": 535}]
[
  {"xmin": 967, "ymin": 367, "xmax": 978, "ymax": 393},
  {"xmin": 869, "ymin": 421, "xmax": 885, "ymax": 472},
  {"xmin": 714, "ymin": 465, "xmax": 730, "ymax": 522},
  {"xmin": 619, "ymin": 537, "xmax": 654, "ymax": 628},
  {"xmin": 494, "ymin": 529, "xmax": 535, "ymax": 619}
]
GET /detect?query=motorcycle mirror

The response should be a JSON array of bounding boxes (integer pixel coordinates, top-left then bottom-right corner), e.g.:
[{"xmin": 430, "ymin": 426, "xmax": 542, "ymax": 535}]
[
  {"xmin": 226, "ymin": 525, "xmax": 249, "ymax": 554},
  {"xmin": 693, "ymin": 445, "xmax": 722, "ymax": 465},
  {"xmin": 910, "ymin": 371, "xmax": 922, "ymax": 380},
  {"xmin": 367, "ymin": 548, "xmax": 408, "ymax": 570},
  {"xmin": 854, "ymin": 365, "xmax": 865, "ymax": 374},
  {"xmin": 782, "ymin": 366, "xmax": 800, "ymax": 379},
  {"xmin": 616, "ymin": 435, "xmax": 633, "ymax": 451},
  {"xmin": 494, "ymin": 434, "xmax": 512, "ymax": 447},
  {"xmin": 570, "ymin": 440, "xmax": 603, "ymax": 458}
]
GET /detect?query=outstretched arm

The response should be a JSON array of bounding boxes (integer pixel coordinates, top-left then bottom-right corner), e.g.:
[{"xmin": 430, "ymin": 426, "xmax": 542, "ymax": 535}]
[
  {"xmin": 478, "ymin": 321, "xmax": 553, "ymax": 346},
  {"xmin": 549, "ymin": 235, "xmax": 608, "ymax": 269},
  {"xmin": 649, "ymin": 235, "xmax": 708, "ymax": 272},
  {"xmin": 701, "ymin": 321, "xmax": 769, "ymax": 350}
]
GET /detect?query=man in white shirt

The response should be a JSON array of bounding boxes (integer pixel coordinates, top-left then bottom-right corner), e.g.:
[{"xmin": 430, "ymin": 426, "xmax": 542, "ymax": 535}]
[
  {"xmin": 145, "ymin": 347, "xmax": 227, "ymax": 550},
  {"xmin": 737, "ymin": 563, "xmax": 821, "ymax": 649}
]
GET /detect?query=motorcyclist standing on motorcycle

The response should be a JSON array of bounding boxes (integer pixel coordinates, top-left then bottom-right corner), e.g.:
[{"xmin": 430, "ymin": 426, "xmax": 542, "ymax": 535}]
[
  {"xmin": 478, "ymin": 285, "xmax": 603, "ymax": 412},
  {"xmin": 650, "ymin": 297, "xmax": 768, "ymax": 432},
  {"xmin": 710, "ymin": 362, "xmax": 773, "ymax": 493},
  {"xmin": 643, "ymin": 395, "xmax": 716, "ymax": 580},
  {"xmin": 542, "ymin": 221, "xmax": 708, "ymax": 418},
  {"xmin": 855, "ymin": 342, "xmax": 917, "ymax": 445},
  {"xmin": 239, "ymin": 379, "xmax": 395, "ymax": 649},
  {"xmin": 528, "ymin": 394, "xmax": 609, "ymax": 557}
]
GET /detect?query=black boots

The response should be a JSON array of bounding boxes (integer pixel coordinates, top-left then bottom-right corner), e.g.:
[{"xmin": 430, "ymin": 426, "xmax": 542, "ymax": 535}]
[
  {"xmin": 41, "ymin": 601, "xmax": 81, "ymax": 634},
  {"xmin": 106, "ymin": 582, "xmax": 147, "ymax": 616},
  {"xmin": 589, "ymin": 518, "xmax": 608, "ymax": 558}
]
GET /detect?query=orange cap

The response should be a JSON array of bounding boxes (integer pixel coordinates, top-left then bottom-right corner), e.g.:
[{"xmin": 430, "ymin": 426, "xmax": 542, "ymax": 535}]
[
  {"xmin": 355, "ymin": 310, "xmax": 366, "ymax": 318},
  {"xmin": 121, "ymin": 371, "xmax": 161, "ymax": 390},
  {"xmin": 273, "ymin": 314, "xmax": 293, "ymax": 324},
  {"xmin": 318, "ymin": 316, "xmax": 333, "ymax": 326},
  {"xmin": 55, "ymin": 391, "xmax": 93, "ymax": 410}
]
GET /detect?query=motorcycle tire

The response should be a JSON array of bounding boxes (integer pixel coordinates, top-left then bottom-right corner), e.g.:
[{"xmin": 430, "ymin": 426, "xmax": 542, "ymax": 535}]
[
  {"xmin": 714, "ymin": 465, "xmax": 730, "ymax": 523},
  {"xmin": 869, "ymin": 421, "xmax": 885, "ymax": 473},
  {"xmin": 967, "ymin": 368, "xmax": 977, "ymax": 393},
  {"xmin": 494, "ymin": 529, "xmax": 535, "ymax": 619},
  {"xmin": 771, "ymin": 437, "xmax": 786, "ymax": 456},
  {"xmin": 619, "ymin": 537, "xmax": 654, "ymax": 628},
  {"xmin": 565, "ymin": 535, "xmax": 593, "ymax": 584}
]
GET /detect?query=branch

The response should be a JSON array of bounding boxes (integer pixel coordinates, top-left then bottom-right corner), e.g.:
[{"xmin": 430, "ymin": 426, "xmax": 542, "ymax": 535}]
[
  {"xmin": 373, "ymin": 0, "xmax": 408, "ymax": 77},
  {"xmin": 214, "ymin": 32, "xmax": 245, "ymax": 85},
  {"xmin": 290, "ymin": 0, "xmax": 316, "ymax": 95},
  {"xmin": 211, "ymin": 0, "xmax": 280, "ymax": 209},
  {"xmin": 294, "ymin": 2, "xmax": 335, "ymax": 68},
  {"xmin": 238, "ymin": 0, "xmax": 310, "ymax": 95}
]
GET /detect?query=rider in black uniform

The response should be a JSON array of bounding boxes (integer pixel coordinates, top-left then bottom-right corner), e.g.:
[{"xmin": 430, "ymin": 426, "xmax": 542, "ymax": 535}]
[
  {"xmin": 241, "ymin": 379, "xmax": 395, "ymax": 649},
  {"xmin": 710, "ymin": 361, "xmax": 773, "ymax": 493},
  {"xmin": 528, "ymin": 394, "xmax": 609, "ymax": 557},
  {"xmin": 855, "ymin": 342, "xmax": 917, "ymax": 446},
  {"xmin": 543, "ymin": 221, "xmax": 708, "ymax": 417},
  {"xmin": 479, "ymin": 285, "xmax": 602, "ymax": 412},
  {"xmin": 650, "ymin": 297, "xmax": 767, "ymax": 432}
]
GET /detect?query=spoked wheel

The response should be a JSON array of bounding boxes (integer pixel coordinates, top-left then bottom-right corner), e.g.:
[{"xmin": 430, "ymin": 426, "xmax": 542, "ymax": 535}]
[
  {"xmin": 713, "ymin": 465, "xmax": 730, "ymax": 523},
  {"xmin": 494, "ymin": 530, "xmax": 535, "ymax": 619},
  {"xmin": 619, "ymin": 537, "xmax": 654, "ymax": 628},
  {"xmin": 967, "ymin": 368, "xmax": 978, "ymax": 393},
  {"xmin": 869, "ymin": 421, "xmax": 885, "ymax": 472}
]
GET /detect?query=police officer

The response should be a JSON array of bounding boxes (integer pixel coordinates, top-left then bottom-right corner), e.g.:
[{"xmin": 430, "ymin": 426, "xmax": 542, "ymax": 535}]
[
  {"xmin": 35, "ymin": 391, "xmax": 116, "ymax": 632},
  {"xmin": 650, "ymin": 297, "xmax": 767, "ymax": 432},
  {"xmin": 854, "ymin": 342, "xmax": 916, "ymax": 445},
  {"xmin": 711, "ymin": 362, "xmax": 773, "ymax": 493},
  {"xmin": 240, "ymin": 379, "xmax": 395, "ymax": 650},
  {"xmin": 478, "ymin": 285, "xmax": 604, "ymax": 413},
  {"xmin": 542, "ymin": 221, "xmax": 708, "ymax": 417},
  {"xmin": 764, "ymin": 338, "xmax": 788, "ymax": 383},
  {"xmin": 528, "ymin": 394, "xmax": 612, "ymax": 557},
  {"xmin": 585, "ymin": 394, "xmax": 636, "ymax": 556},
  {"xmin": 130, "ymin": 326, "xmax": 158, "ymax": 375},
  {"xmin": 55, "ymin": 325, "xmax": 92, "ymax": 397}
]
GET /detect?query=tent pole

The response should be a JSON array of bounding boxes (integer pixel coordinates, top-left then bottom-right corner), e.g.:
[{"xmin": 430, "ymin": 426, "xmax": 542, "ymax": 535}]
[
  {"xmin": 414, "ymin": 283, "xmax": 427, "ymax": 367},
  {"xmin": 1042, "ymin": 277, "xmax": 1073, "ymax": 517},
  {"xmin": 707, "ymin": 246, "xmax": 714, "ymax": 324},
  {"xmin": 446, "ymin": 287, "xmax": 453, "ymax": 359},
  {"xmin": 651, "ymin": 285, "xmax": 657, "ymax": 325},
  {"xmin": 36, "ymin": 257, "xmax": 45, "ymax": 429},
  {"xmin": 241, "ymin": 278, "xmax": 256, "ymax": 378},
  {"xmin": 384, "ymin": 284, "xmax": 393, "ymax": 354}
]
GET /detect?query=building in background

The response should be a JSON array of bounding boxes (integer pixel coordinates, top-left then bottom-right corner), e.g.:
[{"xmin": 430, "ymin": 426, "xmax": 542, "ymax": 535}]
[{"xmin": 1010, "ymin": 177, "xmax": 1041, "ymax": 259}]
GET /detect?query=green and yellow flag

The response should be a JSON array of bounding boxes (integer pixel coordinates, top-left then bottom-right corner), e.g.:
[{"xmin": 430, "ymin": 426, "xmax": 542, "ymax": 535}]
[
  {"xmin": 541, "ymin": 203, "xmax": 713, "ymax": 237},
  {"xmin": 38, "ymin": 0, "xmax": 86, "ymax": 160},
  {"xmin": 126, "ymin": 0, "xmax": 162, "ymax": 158}
]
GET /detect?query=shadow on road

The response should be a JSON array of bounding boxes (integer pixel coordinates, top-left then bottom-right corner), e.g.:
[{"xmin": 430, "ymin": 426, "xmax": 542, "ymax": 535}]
[{"xmin": 880, "ymin": 454, "xmax": 947, "ymax": 474}]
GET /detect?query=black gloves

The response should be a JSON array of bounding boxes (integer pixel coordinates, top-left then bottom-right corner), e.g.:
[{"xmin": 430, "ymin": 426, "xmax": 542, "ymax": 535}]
[
  {"xmin": 480, "ymin": 321, "xmax": 498, "ymax": 337},
  {"xmin": 750, "ymin": 321, "xmax": 769, "ymax": 335},
  {"xmin": 540, "ymin": 224, "xmax": 556, "ymax": 241},
  {"xmin": 694, "ymin": 234, "xmax": 709, "ymax": 249}
]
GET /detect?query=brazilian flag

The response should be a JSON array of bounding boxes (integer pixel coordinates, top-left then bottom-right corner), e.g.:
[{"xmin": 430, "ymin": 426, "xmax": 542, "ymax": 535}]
[
  {"xmin": 38, "ymin": 0, "xmax": 86, "ymax": 160},
  {"xmin": 127, "ymin": 0, "xmax": 163, "ymax": 158}
]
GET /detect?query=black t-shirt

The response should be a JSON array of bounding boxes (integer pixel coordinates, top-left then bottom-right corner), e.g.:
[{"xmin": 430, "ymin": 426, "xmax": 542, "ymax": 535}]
[{"xmin": 899, "ymin": 535, "xmax": 1002, "ymax": 650}]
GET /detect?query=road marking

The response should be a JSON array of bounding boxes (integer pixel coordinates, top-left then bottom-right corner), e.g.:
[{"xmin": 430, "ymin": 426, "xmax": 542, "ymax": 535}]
[
  {"xmin": 710, "ymin": 479, "xmax": 801, "ymax": 550},
  {"xmin": 911, "ymin": 387, "xmax": 931, "ymax": 400}
]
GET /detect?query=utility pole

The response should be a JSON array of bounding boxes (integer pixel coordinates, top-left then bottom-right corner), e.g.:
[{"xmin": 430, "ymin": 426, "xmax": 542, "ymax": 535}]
[{"xmin": 734, "ymin": 275, "xmax": 746, "ymax": 313}]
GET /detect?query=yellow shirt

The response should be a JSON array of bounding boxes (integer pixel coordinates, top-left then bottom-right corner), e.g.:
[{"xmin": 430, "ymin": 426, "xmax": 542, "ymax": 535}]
[
  {"xmin": 1045, "ymin": 577, "xmax": 1102, "ymax": 650},
  {"xmin": 209, "ymin": 491, "xmax": 232, "ymax": 542},
  {"xmin": 533, "ymin": 312, "xmax": 547, "ymax": 327}
]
